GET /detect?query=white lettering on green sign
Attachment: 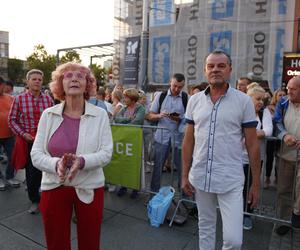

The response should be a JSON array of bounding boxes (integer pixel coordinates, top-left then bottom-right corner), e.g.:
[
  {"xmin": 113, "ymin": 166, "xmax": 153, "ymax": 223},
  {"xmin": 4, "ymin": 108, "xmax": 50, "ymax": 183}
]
[{"xmin": 115, "ymin": 142, "xmax": 133, "ymax": 156}]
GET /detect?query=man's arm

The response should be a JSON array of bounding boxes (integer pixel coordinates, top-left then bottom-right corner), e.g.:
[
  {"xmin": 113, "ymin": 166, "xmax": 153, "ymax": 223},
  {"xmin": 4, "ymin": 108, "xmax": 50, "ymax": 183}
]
[
  {"xmin": 146, "ymin": 111, "xmax": 169, "ymax": 121},
  {"xmin": 181, "ymin": 123, "xmax": 195, "ymax": 196},
  {"xmin": 273, "ymin": 98, "xmax": 288, "ymax": 140},
  {"xmin": 244, "ymin": 127, "xmax": 261, "ymax": 208},
  {"xmin": 8, "ymin": 97, "xmax": 34, "ymax": 143},
  {"xmin": 273, "ymin": 98, "xmax": 298, "ymax": 147}
]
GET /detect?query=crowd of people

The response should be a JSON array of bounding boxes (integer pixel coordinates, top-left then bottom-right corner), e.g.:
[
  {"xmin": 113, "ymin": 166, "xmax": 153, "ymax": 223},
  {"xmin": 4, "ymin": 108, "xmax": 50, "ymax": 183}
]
[{"xmin": 0, "ymin": 52, "xmax": 300, "ymax": 249}]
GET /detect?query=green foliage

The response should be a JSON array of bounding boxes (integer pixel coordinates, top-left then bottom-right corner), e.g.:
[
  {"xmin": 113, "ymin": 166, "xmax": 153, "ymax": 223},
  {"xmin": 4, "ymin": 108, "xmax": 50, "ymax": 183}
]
[
  {"xmin": 60, "ymin": 50, "xmax": 81, "ymax": 64},
  {"xmin": 90, "ymin": 64, "xmax": 109, "ymax": 86},
  {"xmin": 7, "ymin": 58, "xmax": 25, "ymax": 83},
  {"xmin": 26, "ymin": 44, "xmax": 56, "ymax": 85}
]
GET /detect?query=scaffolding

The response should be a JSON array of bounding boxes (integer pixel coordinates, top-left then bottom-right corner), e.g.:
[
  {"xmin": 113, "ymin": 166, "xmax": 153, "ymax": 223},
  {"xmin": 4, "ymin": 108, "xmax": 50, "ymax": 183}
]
[{"xmin": 56, "ymin": 43, "xmax": 115, "ymax": 67}]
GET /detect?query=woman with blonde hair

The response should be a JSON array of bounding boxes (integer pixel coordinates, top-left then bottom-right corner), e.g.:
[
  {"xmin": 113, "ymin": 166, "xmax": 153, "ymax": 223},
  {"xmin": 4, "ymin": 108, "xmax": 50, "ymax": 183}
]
[
  {"xmin": 31, "ymin": 62, "xmax": 113, "ymax": 250},
  {"xmin": 268, "ymin": 88, "xmax": 286, "ymax": 116},
  {"xmin": 242, "ymin": 82, "xmax": 273, "ymax": 230}
]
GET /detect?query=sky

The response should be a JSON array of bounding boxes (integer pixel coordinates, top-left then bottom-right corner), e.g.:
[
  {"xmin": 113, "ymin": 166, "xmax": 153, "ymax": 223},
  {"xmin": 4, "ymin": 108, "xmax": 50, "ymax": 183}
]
[{"xmin": 0, "ymin": 0, "xmax": 114, "ymax": 63}]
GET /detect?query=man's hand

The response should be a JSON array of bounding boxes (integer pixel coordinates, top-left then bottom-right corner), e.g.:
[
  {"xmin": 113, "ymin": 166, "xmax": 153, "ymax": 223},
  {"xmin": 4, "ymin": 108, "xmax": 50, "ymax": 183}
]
[
  {"xmin": 248, "ymin": 183, "xmax": 260, "ymax": 209},
  {"xmin": 284, "ymin": 134, "xmax": 298, "ymax": 147},
  {"xmin": 168, "ymin": 114, "xmax": 181, "ymax": 123},
  {"xmin": 181, "ymin": 176, "xmax": 195, "ymax": 197},
  {"xmin": 23, "ymin": 133, "xmax": 34, "ymax": 143},
  {"xmin": 159, "ymin": 111, "xmax": 169, "ymax": 119}
]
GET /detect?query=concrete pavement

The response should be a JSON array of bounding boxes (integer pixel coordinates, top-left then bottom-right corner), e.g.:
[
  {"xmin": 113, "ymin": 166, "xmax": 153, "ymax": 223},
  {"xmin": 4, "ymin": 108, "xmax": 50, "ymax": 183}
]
[{"xmin": 0, "ymin": 166, "xmax": 299, "ymax": 249}]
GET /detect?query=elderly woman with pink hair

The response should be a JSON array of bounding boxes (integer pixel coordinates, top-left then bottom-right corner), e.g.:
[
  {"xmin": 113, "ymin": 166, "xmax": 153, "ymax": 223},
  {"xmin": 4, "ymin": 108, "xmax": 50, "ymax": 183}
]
[{"xmin": 31, "ymin": 62, "xmax": 113, "ymax": 250}]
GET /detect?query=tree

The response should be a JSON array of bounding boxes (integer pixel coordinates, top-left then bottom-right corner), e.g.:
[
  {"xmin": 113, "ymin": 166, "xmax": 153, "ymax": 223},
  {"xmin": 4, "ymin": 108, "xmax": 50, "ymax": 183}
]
[
  {"xmin": 90, "ymin": 64, "xmax": 109, "ymax": 86},
  {"xmin": 26, "ymin": 44, "xmax": 56, "ymax": 84},
  {"xmin": 7, "ymin": 58, "xmax": 25, "ymax": 83},
  {"xmin": 60, "ymin": 50, "xmax": 81, "ymax": 64}
]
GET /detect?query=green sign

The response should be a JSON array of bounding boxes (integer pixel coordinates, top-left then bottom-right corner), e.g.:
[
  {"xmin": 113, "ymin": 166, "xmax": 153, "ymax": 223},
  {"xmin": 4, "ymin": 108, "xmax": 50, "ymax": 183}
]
[{"xmin": 104, "ymin": 125, "xmax": 143, "ymax": 189}]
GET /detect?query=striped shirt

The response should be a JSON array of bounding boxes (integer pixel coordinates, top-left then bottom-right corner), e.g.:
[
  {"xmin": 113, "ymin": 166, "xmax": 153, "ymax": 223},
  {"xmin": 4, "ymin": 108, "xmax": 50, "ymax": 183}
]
[{"xmin": 8, "ymin": 91, "xmax": 54, "ymax": 137}]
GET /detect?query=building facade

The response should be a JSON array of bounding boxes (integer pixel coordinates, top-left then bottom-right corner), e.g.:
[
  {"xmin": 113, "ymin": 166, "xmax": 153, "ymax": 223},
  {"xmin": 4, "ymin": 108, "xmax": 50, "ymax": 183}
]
[
  {"xmin": 0, "ymin": 31, "xmax": 9, "ymax": 79},
  {"xmin": 113, "ymin": 0, "xmax": 300, "ymax": 91}
]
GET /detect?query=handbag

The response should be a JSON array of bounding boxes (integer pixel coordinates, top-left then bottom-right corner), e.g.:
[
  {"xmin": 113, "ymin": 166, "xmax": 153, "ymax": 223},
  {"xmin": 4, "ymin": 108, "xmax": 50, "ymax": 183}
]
[{"xmin": 11, "ymin": 136, "xmax": 28, "ymax": 170}]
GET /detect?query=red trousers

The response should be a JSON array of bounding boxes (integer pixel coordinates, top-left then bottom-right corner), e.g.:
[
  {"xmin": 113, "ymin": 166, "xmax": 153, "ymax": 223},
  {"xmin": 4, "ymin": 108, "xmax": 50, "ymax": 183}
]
[{"xmin": 39, "ymin": 186, "xmax": 104, "ymax": 250}]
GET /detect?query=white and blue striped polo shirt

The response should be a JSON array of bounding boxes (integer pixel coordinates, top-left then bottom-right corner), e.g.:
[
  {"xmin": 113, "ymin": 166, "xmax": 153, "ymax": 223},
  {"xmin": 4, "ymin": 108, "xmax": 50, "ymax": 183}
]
[{"xmin": 185, "ymin": 86, "xmax": 257, "ymax": 193}]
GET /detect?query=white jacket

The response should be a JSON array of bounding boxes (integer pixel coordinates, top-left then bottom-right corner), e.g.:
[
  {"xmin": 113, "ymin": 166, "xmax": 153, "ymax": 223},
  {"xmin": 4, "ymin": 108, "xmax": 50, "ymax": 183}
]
[{"xmin": 31, "ymin": 101, "xmax": 113, "ymax": 203}]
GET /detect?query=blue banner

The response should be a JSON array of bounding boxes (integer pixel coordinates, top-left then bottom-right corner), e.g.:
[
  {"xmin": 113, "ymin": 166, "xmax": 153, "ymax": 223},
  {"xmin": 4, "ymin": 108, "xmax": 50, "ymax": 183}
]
[
  {"xmin": 152, "ymin": 36, "xmax": 171, "ymax": 84},
  {"xmin": 150, "ymin": 0, "xmax": 174, "ymax": 27},
  {"xmin": 272, "ymin": 29, "xmax": 285, "ymax": 90},
  {"xmin": 211, "ymin": 0, "xmax": 234, "ymax": 19},
  {"xmin": 209, "ymin": 31, "xmax": 232, "ymax": 55},
  {"xmin": 278, "ymin": 0, "xmax": 287, "ymax": 15}
]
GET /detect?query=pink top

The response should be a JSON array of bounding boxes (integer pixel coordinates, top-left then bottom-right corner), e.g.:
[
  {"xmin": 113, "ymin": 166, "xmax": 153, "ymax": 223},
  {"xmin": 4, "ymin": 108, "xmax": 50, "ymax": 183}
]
[{"xmin": 48, "ymin": 114, "xmax": 84, "ymax": 168}]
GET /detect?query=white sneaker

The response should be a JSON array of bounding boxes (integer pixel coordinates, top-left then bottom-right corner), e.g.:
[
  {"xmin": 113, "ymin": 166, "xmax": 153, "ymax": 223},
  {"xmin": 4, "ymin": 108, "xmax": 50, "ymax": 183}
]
[
  {"xmin": 7, "ymin": 179, "xmax": 21, "ymax": 188},
  {"xmin": 0, "ymin": 179, "xmax": 6, "ymax": 191},
  {"xmin": 145, "ymin": 165, "xmax": 152, "ymax": 173},
  {"xmin": 108, "ymin": 185, "xmax": 116, "ymax": 192},
  {"xmin": 28, "ymin": 203, "xmax": 39, "ymax": 214}
]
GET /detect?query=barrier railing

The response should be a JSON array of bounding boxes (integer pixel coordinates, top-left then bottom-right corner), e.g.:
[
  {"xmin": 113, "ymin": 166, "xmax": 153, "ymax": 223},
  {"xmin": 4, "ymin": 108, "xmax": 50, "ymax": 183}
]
[
  {"xmin": 169, "ymin": 136, "xmax": 299, "ymax": 227},
  {"xmin": 104, "ymin": 125, "xmax": 299, "ymax": 228}
]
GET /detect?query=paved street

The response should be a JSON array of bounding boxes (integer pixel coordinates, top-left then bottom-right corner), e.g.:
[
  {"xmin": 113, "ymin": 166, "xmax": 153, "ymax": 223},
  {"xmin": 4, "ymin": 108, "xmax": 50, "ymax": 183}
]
[{"xmin": 0, "ymin": 164, "xmax": 299, "ymax": 249}]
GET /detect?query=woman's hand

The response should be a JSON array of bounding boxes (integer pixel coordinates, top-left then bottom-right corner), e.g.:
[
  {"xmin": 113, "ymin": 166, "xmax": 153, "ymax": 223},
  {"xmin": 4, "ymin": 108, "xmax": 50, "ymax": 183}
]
[
  {"xmin": 56, "ymin": 153, "xmax": 80, "ymax": 182},
  {"xmin": 67, "ymin": 155, "xmax": 81, "ymax": 182},
  {"xmin": 56, "ymin": 154, "xmax": 70, "ymax": 182}
]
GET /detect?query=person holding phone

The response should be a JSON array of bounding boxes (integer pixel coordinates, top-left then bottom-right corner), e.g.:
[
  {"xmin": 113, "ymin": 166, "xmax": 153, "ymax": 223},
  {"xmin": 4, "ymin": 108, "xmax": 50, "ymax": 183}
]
[
  {"xmin": 31, "ymin": 63, "xmax": 113, "ymax": 250},
  {"xmin": 147, "ymin": 73, "xmax": 188, "ymax": 193}
]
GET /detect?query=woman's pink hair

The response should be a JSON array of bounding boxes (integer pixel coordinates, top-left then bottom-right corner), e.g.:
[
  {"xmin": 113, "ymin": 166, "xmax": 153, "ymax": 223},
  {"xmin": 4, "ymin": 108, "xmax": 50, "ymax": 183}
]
[{"xmin": 49, "ymin": 62, "xmax": 96, "ymax": 101}]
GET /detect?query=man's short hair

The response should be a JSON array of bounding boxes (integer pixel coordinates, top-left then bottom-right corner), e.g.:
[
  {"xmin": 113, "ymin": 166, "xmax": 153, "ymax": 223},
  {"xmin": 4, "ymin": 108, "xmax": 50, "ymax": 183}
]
[
  {"xmin": 204, "ymin": 50, "xmax": 232, "ymax": 66},
  {"xmin": 236, "ymin": 77, "xmax": 251, "ymax": 84},
  {"xmin": 97, "ymin": 87, "xmax": 106, "ymax": 98},
  {"xmin": 26, "ymin": 69, "xmax": 44, "ymax": 80},
  {"xmin": 192, "ymin": 82, "xmax": 209, "ymax": 92},
  {"xmin": 172, "ymin": 73, "xmax": 185, "ymax": 83}
]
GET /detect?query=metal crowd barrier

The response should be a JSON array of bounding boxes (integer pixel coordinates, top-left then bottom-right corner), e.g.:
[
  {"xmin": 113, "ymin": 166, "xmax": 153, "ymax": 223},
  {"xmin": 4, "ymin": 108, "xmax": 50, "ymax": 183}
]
[
  {"xmin": 106, "ymin": 125, "xmax": 300, "ymax": 228},
  {"xmin": 169, "ymin": 136, "xmax": 300, "ymax": 227}
]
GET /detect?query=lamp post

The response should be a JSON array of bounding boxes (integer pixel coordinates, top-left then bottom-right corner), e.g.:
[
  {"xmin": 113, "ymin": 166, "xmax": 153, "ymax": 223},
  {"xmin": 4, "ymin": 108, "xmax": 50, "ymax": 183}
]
[{"xmin": 138, "ymin": 0, "xmax": 150, "ymax": 91}]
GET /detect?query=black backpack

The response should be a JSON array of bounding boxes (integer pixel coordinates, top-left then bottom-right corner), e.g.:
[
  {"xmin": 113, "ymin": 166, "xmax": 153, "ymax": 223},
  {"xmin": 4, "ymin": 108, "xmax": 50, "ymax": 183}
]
[{"xmin": 157, "ymin": 91, "xmax": 188, "ymax": 114}]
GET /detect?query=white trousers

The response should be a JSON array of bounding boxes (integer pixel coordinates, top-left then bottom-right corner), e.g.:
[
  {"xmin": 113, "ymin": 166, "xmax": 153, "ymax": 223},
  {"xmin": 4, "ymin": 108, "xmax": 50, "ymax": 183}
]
[{"xmin": 195, "ymin": 186, "xmax": 243, "ymax": 250}]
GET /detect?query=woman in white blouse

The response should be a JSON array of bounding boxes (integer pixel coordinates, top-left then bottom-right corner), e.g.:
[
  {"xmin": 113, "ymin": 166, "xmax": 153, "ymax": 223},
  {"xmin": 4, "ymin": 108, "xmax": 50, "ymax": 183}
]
[{"xmin": 31, "ymin": 63, "xmax": 113, "ymax": 250}]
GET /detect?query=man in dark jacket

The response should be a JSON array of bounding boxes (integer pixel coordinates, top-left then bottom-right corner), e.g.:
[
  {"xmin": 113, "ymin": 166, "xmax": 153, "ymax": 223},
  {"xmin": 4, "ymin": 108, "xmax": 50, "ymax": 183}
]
[{"xmin": 274, "ymin": 75, "xmax": 300, "ymax": 235}]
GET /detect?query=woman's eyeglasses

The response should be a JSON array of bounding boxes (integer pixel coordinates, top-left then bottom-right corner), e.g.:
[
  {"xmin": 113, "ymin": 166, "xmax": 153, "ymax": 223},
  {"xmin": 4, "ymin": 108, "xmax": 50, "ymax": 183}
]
[{"xmin": 64, "ymin": 71, "xmax": 86, "ymax": 79}]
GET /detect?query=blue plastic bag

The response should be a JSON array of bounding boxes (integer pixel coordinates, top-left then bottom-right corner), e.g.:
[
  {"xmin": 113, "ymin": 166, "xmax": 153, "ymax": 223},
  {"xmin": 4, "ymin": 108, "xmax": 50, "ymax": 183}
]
[{"xmin": 147, "ymin": 186, "xmax": 175, "ymax": 227}]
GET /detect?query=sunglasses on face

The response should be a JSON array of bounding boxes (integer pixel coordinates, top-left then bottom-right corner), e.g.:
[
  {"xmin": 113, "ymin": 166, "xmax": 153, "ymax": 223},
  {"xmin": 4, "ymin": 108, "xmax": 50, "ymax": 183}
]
[{"xmin": 64, "ymin": 71, "xmax": 86, "ymax": 80}]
